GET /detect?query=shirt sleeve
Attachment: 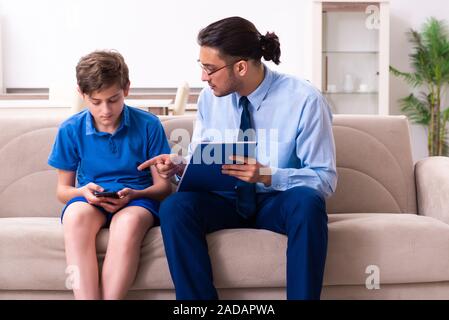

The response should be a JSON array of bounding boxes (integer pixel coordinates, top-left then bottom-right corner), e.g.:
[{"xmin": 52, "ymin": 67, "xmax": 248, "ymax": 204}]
[
  {"xmin": 47, "ymin": 124, "xmax": 80, "ymax": 171},
  {"xmin": 260, "ymin": 94, "xmax": 338, "ymax": 198},
  {"xmin": 147, "ymin": 120, "xmax": 171, "ymax": 159}
]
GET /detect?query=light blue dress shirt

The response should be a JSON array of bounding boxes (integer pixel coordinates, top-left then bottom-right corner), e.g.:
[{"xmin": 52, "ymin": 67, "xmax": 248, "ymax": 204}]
[{"xmin": 188, "ymin": 65, "xmax": 337, "ymax": 198}]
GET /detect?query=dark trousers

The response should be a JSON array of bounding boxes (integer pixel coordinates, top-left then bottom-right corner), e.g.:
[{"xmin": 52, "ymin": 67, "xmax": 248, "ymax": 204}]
[{"xmin": 159, "ymin": 186, "xmax": 328, "ymax": 300}]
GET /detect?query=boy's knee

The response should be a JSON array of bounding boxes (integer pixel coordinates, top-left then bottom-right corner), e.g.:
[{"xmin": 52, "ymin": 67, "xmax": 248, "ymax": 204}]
[
  {"xmin": 63, "ymin": 206, "xmax": 86, "ymax": 226},
  {"xmin": 63, "ymin": 203, "xmax": 102, "ymax": 230},
  {"xmin": 112, "ymin": 210, "xmax": 140, "ymax": 227}
]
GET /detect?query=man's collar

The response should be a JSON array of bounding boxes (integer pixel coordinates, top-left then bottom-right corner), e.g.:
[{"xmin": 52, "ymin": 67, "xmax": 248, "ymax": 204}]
[{"xmin": 235, "ymin": 64, "xmax": 273, "ymax": 111}]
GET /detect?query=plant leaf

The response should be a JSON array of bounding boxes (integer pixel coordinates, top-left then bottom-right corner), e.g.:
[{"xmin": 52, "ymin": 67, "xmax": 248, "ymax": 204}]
[
  {"xmin": 399, "ymin": 93, "xmax": 430, "ymax": 125},
  {"xmin": 389, "ymin": 66, "xmax": 423, "ymax": 87}
]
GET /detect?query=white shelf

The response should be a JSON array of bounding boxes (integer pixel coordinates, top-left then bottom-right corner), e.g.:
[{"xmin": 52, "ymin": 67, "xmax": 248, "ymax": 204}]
[
  {"xmin": 324, "ymin": 91, "xmax": 379, "ymax": 95},
  {"xmin": 323, "ymin": 51, "xmax": 379, "ymax": 54},
  {"xmin": 312, "ymin": 0, "xmax": 390, "ymax": 115}
]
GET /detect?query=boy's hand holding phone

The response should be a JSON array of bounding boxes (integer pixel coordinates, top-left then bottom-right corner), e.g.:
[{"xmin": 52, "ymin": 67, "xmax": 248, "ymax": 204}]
[
  {"xmin": 79, "ymin": 183, "xmax": 137, "ymax": 213},
  {"xmin": 80, "ymin": 182, "xmax": 108, "ymax": 205},
  {"xmin": 93, "ymin": 191, "xmax": 120, "ymax": 198},
  {"xmin": 95, "ymin": 187, "xmax": 137, "ymax": 213}
]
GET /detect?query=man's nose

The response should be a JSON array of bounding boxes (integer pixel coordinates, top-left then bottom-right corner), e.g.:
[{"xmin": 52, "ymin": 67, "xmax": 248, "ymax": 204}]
[{"xmin": 201, "ymin": 69, "xmax": 210, "ymax": 82}]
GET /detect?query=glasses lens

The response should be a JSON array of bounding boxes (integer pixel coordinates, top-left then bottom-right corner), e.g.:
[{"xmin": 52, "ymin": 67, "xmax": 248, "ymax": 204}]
[
  {"xmin": 197, "ymin": 61, "xmax": 211, "ymax": 75},
  {"xmin": 197, "ymin": 59, "xmax": 241, "ymax": 76}
]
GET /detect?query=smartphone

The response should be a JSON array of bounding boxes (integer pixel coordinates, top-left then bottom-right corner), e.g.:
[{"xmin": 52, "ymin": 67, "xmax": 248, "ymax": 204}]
[{"xmin": 93, "ymin": 191, "xmax": 120, "ymax": 199}]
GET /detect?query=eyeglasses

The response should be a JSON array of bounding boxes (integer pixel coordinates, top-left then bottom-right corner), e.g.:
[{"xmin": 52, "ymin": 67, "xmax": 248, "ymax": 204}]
[{"xmin": 197, "ymin": 59, "xmax": 241, "ymax": 76}]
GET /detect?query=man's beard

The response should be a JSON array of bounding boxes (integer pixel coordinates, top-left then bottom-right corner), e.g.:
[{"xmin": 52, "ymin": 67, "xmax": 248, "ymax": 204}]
[{"xmin": 212, "ymin": 73, "xmax": 240, "ymax": 97}]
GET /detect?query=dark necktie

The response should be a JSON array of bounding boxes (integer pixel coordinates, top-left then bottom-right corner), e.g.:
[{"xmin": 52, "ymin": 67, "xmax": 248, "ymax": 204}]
[{"xmin": 236, "ymin": 96, "xmax": 257, "ymax": 219}]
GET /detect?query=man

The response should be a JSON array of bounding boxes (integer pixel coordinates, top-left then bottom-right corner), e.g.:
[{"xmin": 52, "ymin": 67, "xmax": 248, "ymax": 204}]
[{"xmin": 138, "ymin": 16, "xmax": 337, "ymax": 300}]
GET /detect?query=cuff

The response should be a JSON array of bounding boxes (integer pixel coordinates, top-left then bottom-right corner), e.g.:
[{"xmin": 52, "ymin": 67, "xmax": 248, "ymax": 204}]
[{"xmin": 259, "ymin": 167, "xmax": 289, "ymax": 192}]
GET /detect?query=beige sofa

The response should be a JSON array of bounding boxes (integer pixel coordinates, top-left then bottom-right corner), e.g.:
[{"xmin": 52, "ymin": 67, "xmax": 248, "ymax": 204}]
[{"xmin": 1, "ymin": 112, "xmax": 449, "ymax": 300}]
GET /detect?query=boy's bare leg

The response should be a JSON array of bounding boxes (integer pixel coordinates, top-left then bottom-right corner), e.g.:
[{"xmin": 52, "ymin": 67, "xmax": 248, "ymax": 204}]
[
  {"xmin": 63, "ymin": 202, "xmax": 106, "ymax": 300},
  {"xmin": 101, "ymin": 207, "xmax": 154, "ymax": 300}
]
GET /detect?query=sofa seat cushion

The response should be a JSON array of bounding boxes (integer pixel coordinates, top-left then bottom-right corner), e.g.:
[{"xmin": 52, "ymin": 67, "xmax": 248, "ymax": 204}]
[
  {"xmin": 325, "ymin": 213, "xmax": 449, "ymax": 286},
  {"xmin": 0, "ymin": 217, "xmax": 286, "ymax": 291},
  {"xmin": 2, "ymin": 214, "xmax": 449, "ymax": 291},
  {"xmin": 0, "ymin": 217, "xmax": 172, "ymax": 291}
]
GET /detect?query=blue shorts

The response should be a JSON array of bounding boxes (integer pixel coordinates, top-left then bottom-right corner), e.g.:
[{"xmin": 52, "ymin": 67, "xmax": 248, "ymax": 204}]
[{"xmin": 61, "ymin": 197, "xmax": 160, "ymax": 228}]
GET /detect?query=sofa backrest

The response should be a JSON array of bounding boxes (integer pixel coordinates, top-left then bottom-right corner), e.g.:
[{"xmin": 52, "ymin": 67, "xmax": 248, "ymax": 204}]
[
  {"xmin": 328, "ymin": 115, "xmax": 417, "ymax": 214},
  {"xmin": 0, "ymin": 113, "xmax": 417, "ymax": 218},
  {"xmin": 0, "ymin": 113, "xmax": 66, "ymax": 218}
]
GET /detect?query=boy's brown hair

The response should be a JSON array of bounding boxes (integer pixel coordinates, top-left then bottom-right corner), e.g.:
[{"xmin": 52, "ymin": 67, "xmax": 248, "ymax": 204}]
[{"xmin": 76, "ymin": 50, "xmax": 129, "ymax": 95}]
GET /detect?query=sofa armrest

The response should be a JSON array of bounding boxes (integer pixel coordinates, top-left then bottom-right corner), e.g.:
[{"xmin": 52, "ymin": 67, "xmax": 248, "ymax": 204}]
[{"xmin": 415, "ymin": 156, "xmax": 449, "ymax": 224}]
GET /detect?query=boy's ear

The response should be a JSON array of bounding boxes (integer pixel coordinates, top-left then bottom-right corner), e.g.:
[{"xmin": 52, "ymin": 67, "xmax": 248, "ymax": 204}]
[
  {"xmin": 76, "ymin": 86, "xmax": 85, "ymax": 99},
  {"xmin": 123, "ymin": 81, "xmax": 131, "ymax": 97}
]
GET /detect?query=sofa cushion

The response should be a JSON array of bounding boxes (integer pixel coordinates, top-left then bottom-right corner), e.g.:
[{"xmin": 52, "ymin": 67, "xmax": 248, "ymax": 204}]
[
  {"xmin": 325, "ymin": 213, "xmax": 449, "ymax": 285},
  {"xmin": 159, "ymin": 115, "xmax": 195, "ymax": 153},
  {"xmin": 2, "ymin": 213, "xmax": 449, "ymax": 291},
  {"xmin": 0, "ymin": 115, "xmax": 65, "ymax": 218},
  {"xmin": 328, "ymin": 116, "xmax": 417, "ymax": 214},
  {"xmin": 0, "ymin": 217, "xmax": 285, "ymax": 291},
  {"xmin": 159, "ymin": 115, "xmax": 418, "ymax": 215},
  {"xmin": 0, "ymin": 114, "xmax": 417, "ymax": 218},
  {"xmin": 0, "ymin": 115, "xmax": 197, "ymax": 219}
]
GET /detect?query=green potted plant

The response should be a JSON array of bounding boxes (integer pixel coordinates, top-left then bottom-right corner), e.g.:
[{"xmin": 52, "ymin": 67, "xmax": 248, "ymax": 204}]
[{"xmin": 390, "ymin": 17, "xmax": 449, "ymax": 156}]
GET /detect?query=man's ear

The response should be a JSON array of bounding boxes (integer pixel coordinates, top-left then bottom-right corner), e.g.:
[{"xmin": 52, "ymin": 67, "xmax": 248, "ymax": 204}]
[{"xmin": 236, "ymin": 60, "xmax": 248, "ymax": 77}]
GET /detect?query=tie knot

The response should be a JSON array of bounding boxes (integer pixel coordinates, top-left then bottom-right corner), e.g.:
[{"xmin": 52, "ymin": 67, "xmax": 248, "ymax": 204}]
[{"xmin": 239, "ymin": 96, "xmax": 249, "ymax": 109}]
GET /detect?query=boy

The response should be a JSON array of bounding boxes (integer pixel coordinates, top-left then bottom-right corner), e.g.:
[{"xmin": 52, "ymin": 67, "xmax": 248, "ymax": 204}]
[{"xmin": 48, "ymin": 50, "xmax": 172, "ymax": 299}]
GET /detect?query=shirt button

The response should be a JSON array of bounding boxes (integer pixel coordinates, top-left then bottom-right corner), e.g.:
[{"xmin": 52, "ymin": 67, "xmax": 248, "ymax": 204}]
[{"xmin": 109, "ymin": 139, "xmax": 117, "ymax": 153}]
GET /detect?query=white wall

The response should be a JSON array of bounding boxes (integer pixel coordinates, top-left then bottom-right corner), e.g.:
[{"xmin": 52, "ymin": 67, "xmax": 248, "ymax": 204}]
[
  {"xmin": 0, "ymin": 0, "xmax": 310, "ymax": 88},
  {"xmin": 389, "ymin": 0, "xmax": 449, "ymax": 161},
  {"xmin": 390, "ymin": 0, "xmax": 449, "ymax": 115},
  {"xmin": 1, "ymin": 0, "xmax": 448, "ymax": 161},
  {"xmin": 0, "ymin": 0, "xmax": 447, "ymax": 90}
]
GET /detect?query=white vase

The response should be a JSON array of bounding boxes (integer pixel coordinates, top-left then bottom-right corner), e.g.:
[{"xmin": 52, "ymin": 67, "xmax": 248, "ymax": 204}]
[{"xmin": 343, "ymin": 74, "xmax": 354, "ymax": 93}]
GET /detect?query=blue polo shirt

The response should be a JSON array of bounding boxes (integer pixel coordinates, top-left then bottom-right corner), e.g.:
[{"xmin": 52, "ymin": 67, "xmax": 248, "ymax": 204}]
[{"xmin": 48, "ymin": 105, "xmax": 170, "ymax": 192}]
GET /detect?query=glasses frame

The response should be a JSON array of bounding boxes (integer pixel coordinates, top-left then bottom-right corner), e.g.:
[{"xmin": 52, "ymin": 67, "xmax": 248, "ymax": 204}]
[{"xmin": 197, "ymin": 59, "xmax": 244, "ymax": 76}]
